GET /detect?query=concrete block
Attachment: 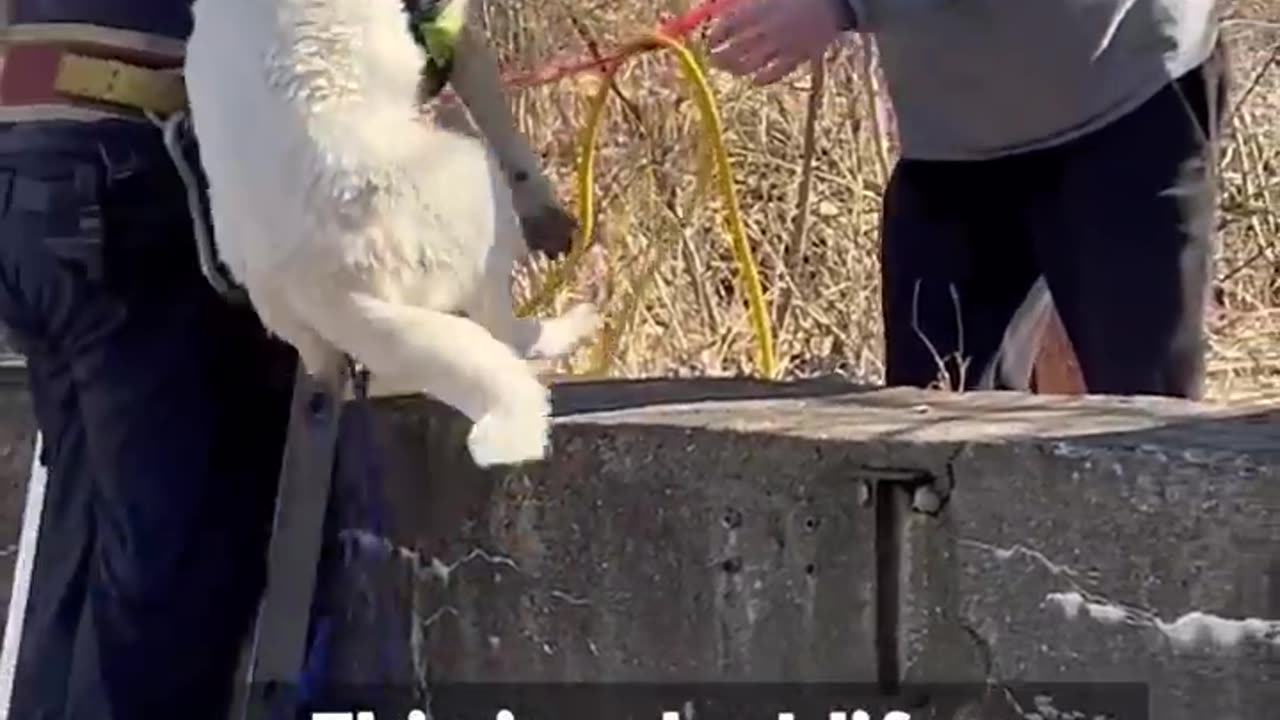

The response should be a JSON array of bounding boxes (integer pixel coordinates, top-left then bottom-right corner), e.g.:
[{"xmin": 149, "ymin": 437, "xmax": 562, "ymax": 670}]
[
  {"xmin": 890, "ymin": 397, "xmax": 1280, "ymax": 719},
  {"xmin": 325, "ymin": 378, "xmax": 882, "ymax": 688},
  {"xmin": 0, "ymin": 371, "xmax": 1276, "ymax": 720}
]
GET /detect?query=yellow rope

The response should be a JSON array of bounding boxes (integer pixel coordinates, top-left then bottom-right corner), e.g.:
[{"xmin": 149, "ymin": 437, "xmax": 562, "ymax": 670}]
[{"xmin": 517, "ymin": 31, "xmax": 779, "ymax": 379}]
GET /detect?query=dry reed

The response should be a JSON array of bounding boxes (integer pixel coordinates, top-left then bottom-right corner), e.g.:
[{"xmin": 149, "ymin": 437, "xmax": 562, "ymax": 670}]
[{"xmin": 483, "ymin": 0, "xmax": 1280, "ymax": 402}]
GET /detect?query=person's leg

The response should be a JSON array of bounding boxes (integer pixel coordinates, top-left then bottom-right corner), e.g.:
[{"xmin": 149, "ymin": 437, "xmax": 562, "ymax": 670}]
[
  {"xmin": 62, "ymin": 152, "xmax": 297, "ymax": 719},
  {"xmin": 5, "ymin": 356, "xmax": 97, "ymax": 720},
  {"xmin": 0, "ymin": 131, "xmax": 297, "ymax": 718},
  {"xmin": 1029, "ymin": 48, "xmax": 1227, "ymax": 399},
  {"xmin": 0, "ymin": 178, "xmax": 102, "ymax": 720},
  {"xmin": 880, "ymin": 158, "xmax": 1043, "ymax": 390},
  {"xmin": 61, "ymin": 275, "xmax": 295, "ymax": 720}
]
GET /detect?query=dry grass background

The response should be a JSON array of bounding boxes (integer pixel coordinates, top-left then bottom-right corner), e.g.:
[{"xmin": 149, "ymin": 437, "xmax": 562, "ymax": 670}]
[{"xmin": 477, "ymin": 0, "xmax": 1280, "ymax": 403}]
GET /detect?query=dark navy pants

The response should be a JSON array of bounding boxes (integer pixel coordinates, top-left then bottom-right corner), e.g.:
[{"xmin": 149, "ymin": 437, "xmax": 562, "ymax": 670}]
[
  {"xmin": 0, "ymin": 120, "xmax": 297, "ymax": 719},
  {"xmin": 880, "ymin": 46, "xmax": 1228, "ymax": 399}
]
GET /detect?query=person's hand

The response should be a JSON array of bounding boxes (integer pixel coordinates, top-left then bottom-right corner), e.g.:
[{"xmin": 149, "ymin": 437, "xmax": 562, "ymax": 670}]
[{"xmin": 706, "ymin": 0, "xmax": 853, "ymax": 85}]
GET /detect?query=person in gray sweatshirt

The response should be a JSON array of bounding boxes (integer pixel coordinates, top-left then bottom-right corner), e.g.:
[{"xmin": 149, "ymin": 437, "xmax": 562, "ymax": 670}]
[{"xmin": 707, "ymin": 0, "xmax": 1225, "ymax": 400}]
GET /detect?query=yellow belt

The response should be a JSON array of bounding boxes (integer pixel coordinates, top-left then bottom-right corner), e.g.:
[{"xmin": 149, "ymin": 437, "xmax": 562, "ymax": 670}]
[
  {"xmin": 0, "ymin": 24, "xmax": 188, "ymax": 118},
  {"xmin": 48, "ymin": 51, "xmax": 186, "ymax": 115}
]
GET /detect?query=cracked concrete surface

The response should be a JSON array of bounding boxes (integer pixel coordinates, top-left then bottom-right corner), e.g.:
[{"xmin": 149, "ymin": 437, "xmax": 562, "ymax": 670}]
[
  {"xmin": 897, "ymin": 419, "xmax": 1280, "ymax": 720},
  {"xmin": 0, "ymin": 373, "xmax": 1276, "ymax": 719},
  {"xmin": 353, "ymin": 383, "xmax": 881, "ymax": 687}
]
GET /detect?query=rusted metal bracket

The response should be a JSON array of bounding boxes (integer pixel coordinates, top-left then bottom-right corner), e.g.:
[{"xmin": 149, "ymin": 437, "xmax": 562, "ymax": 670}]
[
  {"xmin": 851, "ymin": 466, "xmax": 948, "ymax": 517},
  {"xmin": 850, "ymin": 465, "xmax": 949, "ymax": 711}
]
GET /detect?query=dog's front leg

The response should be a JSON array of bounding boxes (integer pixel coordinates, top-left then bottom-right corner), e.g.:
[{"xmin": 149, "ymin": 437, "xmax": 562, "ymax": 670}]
[
  {"xmin": 282, "ymin": 283, "xmax": 552, "ymax": 467},
  {"xmin": 440, "ymin": 18, "xmax": 577, "ymax": 258}
]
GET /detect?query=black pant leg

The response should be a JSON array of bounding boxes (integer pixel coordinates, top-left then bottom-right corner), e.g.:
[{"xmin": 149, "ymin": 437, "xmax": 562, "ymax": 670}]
[
  {"xmin": 69, "ymin": 154, "xmax": 296, "ymax": 720},
  {"xmin": 1028, "ymin": 49, "xmax": 1227, "ymax": 399},
  {"xmin": 879, "ymin": 158, "xmax": 1042, "ymax": 390},
  {"xmin": 0, "ymin": 124, "xmax": 297, "ymax": 720},
  {"xmin": 0, "ymin": 145, "xmax": 135, "ymax": 720},
  {"xmin": 1, "ymin": 309, "xmax": 97, "ymax": 720}
]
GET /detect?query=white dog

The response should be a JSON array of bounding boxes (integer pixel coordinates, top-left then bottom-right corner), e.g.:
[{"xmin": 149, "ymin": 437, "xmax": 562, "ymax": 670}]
[{"xmin": 183, "ymin": 0, "xmax": 600, "ymax": 467}]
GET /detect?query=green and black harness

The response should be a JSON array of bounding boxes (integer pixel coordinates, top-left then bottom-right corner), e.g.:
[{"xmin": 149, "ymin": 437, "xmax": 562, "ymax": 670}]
[{"xmin": 404, "ymin": 0, "xmax": 467, "ymax": 98}]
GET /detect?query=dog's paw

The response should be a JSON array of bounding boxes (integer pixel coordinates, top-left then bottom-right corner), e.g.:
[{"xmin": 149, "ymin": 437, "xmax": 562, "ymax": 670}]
[
  {"xmin": 563, "ymin": 301, "xmax": 602, "ymax": 337},
  {"xmin": 518, "ymin": 203, "xmax": 577, "ymax": 260},
  {"xmin": 466, "ymin": 402, "xmax": 551, "ymax": 468},
  {"xmin": 529, "ymin": 302, "xmax": 602, "ymax": 359}
]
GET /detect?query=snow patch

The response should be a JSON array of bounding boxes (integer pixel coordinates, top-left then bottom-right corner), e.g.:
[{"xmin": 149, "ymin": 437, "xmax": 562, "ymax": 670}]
[{"xmin": 1046, "ymin": 591, "xmax": 1280, "ymax": 652}]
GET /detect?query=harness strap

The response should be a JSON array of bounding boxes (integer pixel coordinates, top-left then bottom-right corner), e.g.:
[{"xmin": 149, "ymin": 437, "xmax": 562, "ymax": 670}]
[
  {"xmin": 148, "ymin": 109, "xmax": 246, "ymax": 303},
  {"xmin": 408, "ymin": 0, "xmax": 465, "ymax": 98}
]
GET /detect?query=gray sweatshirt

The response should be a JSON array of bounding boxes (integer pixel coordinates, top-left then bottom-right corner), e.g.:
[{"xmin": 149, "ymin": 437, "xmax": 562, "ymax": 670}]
[{"xmin": 840, "ymin": 0, "xmax": 1219, "ymax": 160}]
